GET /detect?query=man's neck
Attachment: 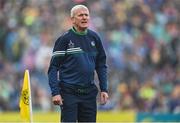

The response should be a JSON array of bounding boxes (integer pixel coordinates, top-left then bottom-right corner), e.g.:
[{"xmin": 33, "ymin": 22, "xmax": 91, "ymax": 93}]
[{"xmin": 72, "ymin": 26, "xmax": 87, "ymax": 35}]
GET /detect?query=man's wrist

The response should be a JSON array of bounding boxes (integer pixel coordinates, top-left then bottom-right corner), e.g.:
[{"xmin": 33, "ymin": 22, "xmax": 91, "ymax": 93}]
[
  {"xmin": 100, "ymin": 89, "xmax": 108, "ymax": 93},
  {"xmin": 52, "ymin": 91, "xmax": 60, "ymax": 96}
]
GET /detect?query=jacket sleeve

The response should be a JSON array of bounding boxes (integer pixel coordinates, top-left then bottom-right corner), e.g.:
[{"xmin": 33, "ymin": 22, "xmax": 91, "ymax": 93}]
[
  {"xmin": 95, "ymin": 35, "xmax": 108, "ymax": 92},
  {"xmin": 48, "ymin": 36, "xmax": 67, "ymax": 96}
]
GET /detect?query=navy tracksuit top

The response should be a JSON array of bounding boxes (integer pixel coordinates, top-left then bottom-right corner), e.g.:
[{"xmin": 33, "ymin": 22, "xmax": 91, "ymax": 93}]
[{"xmin": 48, "ymin": 27, "xmax": 108, "ymax": 96}]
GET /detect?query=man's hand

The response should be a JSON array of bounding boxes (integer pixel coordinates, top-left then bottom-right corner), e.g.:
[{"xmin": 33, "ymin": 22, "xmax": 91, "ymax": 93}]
[
  {"xmin": 100, "ymin": 92, "xmax": 109, "ymax": 105},
  {"xmin": 52, "ymin": 95, "xmax": 63, "ymax": 105}
]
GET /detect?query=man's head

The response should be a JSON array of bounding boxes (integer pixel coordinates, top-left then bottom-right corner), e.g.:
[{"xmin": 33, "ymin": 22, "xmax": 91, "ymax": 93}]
[{"xmin": 71, "ymin": 5, "xmax": 90, "ymax": 32}]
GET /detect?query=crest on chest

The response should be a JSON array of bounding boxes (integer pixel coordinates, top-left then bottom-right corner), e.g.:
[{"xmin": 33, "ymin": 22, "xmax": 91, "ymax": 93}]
[{"xmin": 90, "ymin": 41, "xmax": 95, "ymax": 47}]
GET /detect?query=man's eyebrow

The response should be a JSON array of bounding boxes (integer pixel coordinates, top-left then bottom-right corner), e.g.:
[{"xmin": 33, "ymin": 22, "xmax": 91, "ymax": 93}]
[{"xmin": 78, "ymin": 13, "xmax": 89, "ymax": 16}]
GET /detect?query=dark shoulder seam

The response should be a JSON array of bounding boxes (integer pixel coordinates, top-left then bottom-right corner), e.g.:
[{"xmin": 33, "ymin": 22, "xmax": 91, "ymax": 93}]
[
  {"xmin": 61, "ymin": 30, "xmax": 71, "ymax": 37},
  {"xmin": 87, "ymin": 29, "xmax": 101, "ymax": 43}
]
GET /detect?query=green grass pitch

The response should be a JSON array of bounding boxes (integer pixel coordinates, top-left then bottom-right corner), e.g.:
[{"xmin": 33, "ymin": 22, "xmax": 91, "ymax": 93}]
[{"xmin": 0, "ymin": 111, "xmax": 135, "ymax": 122}]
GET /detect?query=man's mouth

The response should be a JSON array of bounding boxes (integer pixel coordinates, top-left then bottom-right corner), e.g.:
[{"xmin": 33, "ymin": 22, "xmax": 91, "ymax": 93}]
[{"xmin": 81, "ymin": 22, "xmax": 87, "ymax": 24}]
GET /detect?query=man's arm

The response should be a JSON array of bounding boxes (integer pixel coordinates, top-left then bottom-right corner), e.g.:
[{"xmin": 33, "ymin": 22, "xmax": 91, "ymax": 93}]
[
  {"xmin": 95, "ymin": 37, "xmax": 108, "ymax": 92},
  {"xmin": 95, "ymin": 35, "xmax": 109, "ymax": 104},
  {"xmin": 48, "ymin": 36, "xmax": 67, "ymax": 105}
]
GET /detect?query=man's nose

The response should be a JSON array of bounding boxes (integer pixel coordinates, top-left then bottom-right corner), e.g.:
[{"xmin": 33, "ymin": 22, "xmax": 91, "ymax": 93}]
[{"xmin": 82, "ymin": 15, "xmax": 86, "ymax": 19}]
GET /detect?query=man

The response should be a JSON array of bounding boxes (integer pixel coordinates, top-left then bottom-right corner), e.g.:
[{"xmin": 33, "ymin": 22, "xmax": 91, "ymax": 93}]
[{"xmin": 48, "ymin": 4, "xmax": 109, "ymax": 122}]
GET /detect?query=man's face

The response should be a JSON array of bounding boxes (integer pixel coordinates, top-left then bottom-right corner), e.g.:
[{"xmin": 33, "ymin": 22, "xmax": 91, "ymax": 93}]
[{"xmin": 72, "ymin": 8, "xmax": 90, "ymax": 31}]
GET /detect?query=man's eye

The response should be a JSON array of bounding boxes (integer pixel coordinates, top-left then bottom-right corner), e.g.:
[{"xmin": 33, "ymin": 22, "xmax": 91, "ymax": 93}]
[{"xmin": 78, "ymin": 14, "xmax": 88, "ymax": 17}]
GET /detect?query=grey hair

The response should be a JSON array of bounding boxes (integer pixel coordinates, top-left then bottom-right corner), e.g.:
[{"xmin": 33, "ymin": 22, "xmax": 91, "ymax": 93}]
[{"xmin": 70, "ymin": 5, "xmax": 89, "ymax": 17}]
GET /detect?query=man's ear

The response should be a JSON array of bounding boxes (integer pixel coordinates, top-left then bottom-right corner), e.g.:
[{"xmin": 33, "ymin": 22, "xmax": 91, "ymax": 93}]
[{"xmin": 71, "ymin": 17, "xmax": 75, "ymax": 24}]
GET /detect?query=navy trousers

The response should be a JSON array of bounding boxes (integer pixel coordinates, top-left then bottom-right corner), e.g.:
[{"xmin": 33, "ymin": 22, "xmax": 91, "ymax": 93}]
[{"xmin": 59, "ymin": 83, "xmax": 98, "ymax": 122}]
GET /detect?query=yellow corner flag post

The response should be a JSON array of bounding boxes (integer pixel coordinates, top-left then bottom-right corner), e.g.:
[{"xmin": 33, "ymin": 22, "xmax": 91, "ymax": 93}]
[{"xmin": 19, "ymin": 69, "xmax": 33, "ymax": 122}]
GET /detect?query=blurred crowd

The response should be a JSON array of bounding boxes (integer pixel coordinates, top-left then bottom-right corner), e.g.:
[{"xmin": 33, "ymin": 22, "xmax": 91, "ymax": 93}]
[{"xmin": 0, "ymin": 0, "xmax": 179, "ymax": 113}]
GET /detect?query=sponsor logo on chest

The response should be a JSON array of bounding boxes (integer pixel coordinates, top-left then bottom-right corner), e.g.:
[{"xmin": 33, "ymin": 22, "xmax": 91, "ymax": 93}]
[{"xmin": 67, "ymin": 40, "xmax": 83, "ymax": 54}]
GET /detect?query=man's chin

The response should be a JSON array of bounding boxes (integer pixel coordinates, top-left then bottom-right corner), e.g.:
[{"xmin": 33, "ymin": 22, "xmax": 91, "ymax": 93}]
[{"xmin": 80, "ymin": 26, "xmax": 88, "ymax": 30}]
